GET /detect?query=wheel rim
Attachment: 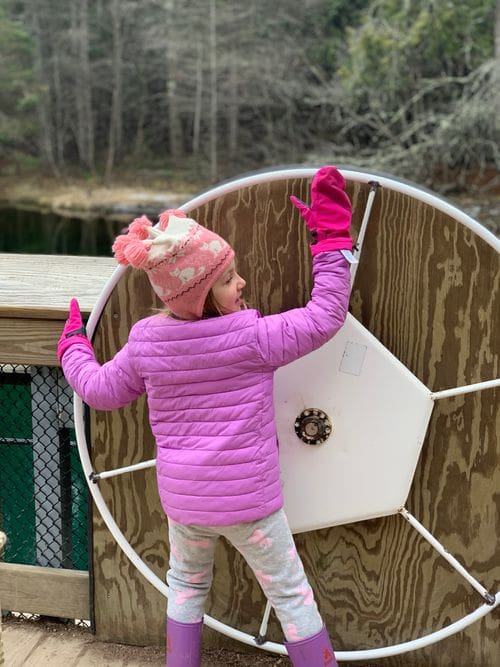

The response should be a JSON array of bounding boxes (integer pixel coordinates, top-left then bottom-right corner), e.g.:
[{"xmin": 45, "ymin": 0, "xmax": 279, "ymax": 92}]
[{"xmin": 74, "ymin": 167, "xmax": 500, "ymax": 660}]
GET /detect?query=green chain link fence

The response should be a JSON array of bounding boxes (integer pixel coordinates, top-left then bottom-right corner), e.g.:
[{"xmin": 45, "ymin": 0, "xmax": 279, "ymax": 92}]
[{"xmin": 0, "ymin": 364, "xmax": 88, "ymax": 571}]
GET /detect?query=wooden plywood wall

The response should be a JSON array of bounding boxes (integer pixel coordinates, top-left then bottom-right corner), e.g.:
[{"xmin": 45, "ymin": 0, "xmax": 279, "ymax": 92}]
[{"xmin": 90, "ymin": 176, "xmax": 499, "ymax": 665}]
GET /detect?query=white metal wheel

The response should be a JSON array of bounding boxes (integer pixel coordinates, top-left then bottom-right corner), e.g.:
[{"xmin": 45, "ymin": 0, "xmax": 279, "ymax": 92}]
[{"xmin": 74, "ymin": 167, "xmax": 500, "ymax": 661}]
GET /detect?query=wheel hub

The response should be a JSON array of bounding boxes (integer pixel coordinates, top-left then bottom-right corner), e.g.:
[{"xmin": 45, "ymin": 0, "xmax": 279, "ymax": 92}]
[{"xmin": 294, "ymin": 408, "xmax": 332, "ymax": 445}]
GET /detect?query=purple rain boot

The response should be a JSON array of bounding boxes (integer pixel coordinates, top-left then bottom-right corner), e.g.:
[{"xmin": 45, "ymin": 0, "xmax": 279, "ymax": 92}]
[
  {"xmin": 285, "ymin": 626, "xmax": 338, "ymax": 667},
  {"xmin": 166, "ymin": 617, "xmax": 203, "ymax": 667}
]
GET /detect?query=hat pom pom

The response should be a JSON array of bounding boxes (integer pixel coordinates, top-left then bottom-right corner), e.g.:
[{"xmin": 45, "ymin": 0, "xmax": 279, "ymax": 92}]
[
  {"xmin": 158, "ymin": 208, "xmax": 187, "ymax": 231},
  {"xmin": 128, "ymin": 215, "xmax": 153, "ymax": 239},
  {"xmin": 124, "ymin": 238, "xmax": 151, "ymax": 268},
  {"xmin": 112, "ymin": 234, "xmax": 131, "ymax": 265}
]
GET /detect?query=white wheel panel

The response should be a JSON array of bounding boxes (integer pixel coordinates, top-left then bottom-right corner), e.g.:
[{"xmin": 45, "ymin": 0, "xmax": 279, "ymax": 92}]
[{"xmin": 275, "ymin": 313, "xmax": 434, "ymax": 533}]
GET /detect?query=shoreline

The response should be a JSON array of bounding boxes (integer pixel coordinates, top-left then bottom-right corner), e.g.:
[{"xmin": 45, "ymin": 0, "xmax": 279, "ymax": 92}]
[{"xmin": 0, "ymin": 175, "xmax": 197, "ymax": 222}]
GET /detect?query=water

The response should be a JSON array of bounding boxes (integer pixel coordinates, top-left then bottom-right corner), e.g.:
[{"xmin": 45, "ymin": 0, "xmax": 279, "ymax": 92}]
[{"xmin": 0, "ymin": 208, "xmax": 126, "ymax": 256}]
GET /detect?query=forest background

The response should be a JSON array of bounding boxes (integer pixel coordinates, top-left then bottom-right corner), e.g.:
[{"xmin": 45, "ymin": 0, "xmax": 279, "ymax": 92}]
[{"xmin": 1, "ymin": 0, "xmax": 499, "ymax": 213}]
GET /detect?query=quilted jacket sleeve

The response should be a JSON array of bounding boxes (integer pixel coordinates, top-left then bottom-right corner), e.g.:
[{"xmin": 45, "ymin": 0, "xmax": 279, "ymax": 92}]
[
  {"xmin": 61, "ymin": 341, "xmax": 146, "ymax": 410},
  {"xmin": 256, "ymin": 251, "xmax": 351, "ymax": 368}
]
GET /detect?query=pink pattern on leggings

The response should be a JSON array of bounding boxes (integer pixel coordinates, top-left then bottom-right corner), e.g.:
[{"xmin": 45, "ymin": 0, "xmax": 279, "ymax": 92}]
[
  {"xmin": 286, "ymin": 623, "xmax": 303, "ymax": 642},
  {"xmin": 248, "ymin": 528, "xmax": 273, "ymax": 548},
  {"xmin": 188, "ymin": 569, "xmax": 209, "ymax": 584},
  {"xmin": 255, "ymin": 569, "xmax": 273, "ymax": 586},
  {"xmin": 184, "ymin": 537, "xmax": 212, "ymax": 549},
  {"xmin": 175, "ymin": 588, "xmax": 197, "ymax": 604}
]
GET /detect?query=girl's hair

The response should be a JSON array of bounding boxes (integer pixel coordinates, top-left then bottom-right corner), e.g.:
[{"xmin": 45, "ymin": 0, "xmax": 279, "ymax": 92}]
[
  {"xmin": 155, "ymin": 290, "xmax": 224, "ymax": 319},
  {"xmin": 157, "ymin": 289, "xmax": 248, "ymax": 320},
  {"xmin": 202, "ymin": 289, "xmax": 249, "ymax": 318},
  {"xmin": 202, "ymin": 289, "xmax": 224, "ymax": 318}
]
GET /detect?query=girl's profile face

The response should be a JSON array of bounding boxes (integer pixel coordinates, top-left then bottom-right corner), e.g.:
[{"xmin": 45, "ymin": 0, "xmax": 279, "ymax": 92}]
[{"xmin": 211, "ymin": 261, "xmax": 246, "ymax": 314}]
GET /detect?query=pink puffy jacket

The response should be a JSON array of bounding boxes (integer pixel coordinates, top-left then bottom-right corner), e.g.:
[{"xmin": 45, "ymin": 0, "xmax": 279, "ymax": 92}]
[{"xmin": 62, "ymin": 252, "xmax": 351, "ymax": 526}]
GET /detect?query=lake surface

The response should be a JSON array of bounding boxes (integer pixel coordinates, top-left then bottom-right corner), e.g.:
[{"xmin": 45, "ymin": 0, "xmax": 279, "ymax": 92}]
[{"xmin": 0, "ymin": 208, "xmax": 125, "ymax": 256}]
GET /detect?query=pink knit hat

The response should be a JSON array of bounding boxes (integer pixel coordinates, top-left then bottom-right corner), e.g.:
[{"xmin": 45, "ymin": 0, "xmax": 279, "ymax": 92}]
[{"xmin": 112, "ymin": 209, "xmax": 235, "ymax": 319}]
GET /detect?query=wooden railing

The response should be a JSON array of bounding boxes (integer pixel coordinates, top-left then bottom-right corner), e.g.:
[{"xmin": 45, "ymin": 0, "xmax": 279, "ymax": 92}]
[{"xmin": 0, "ymin": 253, "xmax": 115, "ymax": 622}]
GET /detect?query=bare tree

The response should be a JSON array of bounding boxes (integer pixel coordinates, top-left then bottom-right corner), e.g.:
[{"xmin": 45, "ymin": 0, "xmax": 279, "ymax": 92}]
[
  {"xmin": 209, "ymin": 0, "xmax": 217, "ymax": 180},
  {"xmin": 495, "ymin": 0, "xmax": 500, "ymax": 132},
  {"xmin": 105, "ymin": 0, "xmax": 124, "ymax": 178},
  {"xmin": 80, "ymin": 0, "xmax": 94, "ymax": 171},
  {"xmin": 165, "ymin": 0, "xmax": 183, "ymax": 159},
  {"xmin": 71, "ymin": 0, "xmax": 94, "ymax": 171},
  {"xmin": 28, "ymin": 0, "xmax": 60, "ymax": 176},
  {"xmin": 192, "ymin": 40, "xmax": 204, "ymax": 155},
  {"xmin": 51, "ymin": 34, "xmax": 66, "ymax": 169}
]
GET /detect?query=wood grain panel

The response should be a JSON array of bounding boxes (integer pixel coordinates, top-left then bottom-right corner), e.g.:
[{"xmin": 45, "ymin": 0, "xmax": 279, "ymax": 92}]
[
  {"xmin": 91, "ymin": 269, "xmax": 167, "ymax": 645},
  {"xmin": 90, "ymin": 176, "xmax": 499, "ymax": 665},
  {"xmin": 0, "ymin": 563, "xmax": 89, "ymax": 620},
  {"xmin": 0, "ymin": 318, "xmax": 62, "ymax": 365}
]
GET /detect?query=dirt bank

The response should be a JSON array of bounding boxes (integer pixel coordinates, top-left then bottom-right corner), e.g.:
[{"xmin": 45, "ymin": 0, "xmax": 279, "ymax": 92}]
[{"xmin": 0, "ymin": 175, "xmax": 198, "ymax": 221}]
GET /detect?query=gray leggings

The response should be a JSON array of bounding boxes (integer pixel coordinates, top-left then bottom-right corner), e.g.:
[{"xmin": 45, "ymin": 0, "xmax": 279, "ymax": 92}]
[{"xmin": 166, "ymin": 508, "xmax": 323, "ymax": 642}]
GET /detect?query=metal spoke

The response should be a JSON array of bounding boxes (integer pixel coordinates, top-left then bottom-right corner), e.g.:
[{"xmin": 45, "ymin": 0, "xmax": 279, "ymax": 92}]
[
  {"xmin": 350, "ymin": 180, "xmax": 380, "ymax": 285},
  {"xmin": 254, "ymin": 600, "xmax": 273, "ymax": 645},
  {"xmin": 431, "ymin": 378, "xmax": 500, "ymax": 401},
  {"xmin": 89, "ymin": 458, "xmax": 156, "ymax": 482},
  {"xmin": 399, "ymin": 508, "xmax": 495, "ymax": 604}
]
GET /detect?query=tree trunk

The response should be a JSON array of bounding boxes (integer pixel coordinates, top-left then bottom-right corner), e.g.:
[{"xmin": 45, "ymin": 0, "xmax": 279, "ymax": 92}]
[
  {"xmin": 71, "ymin": 0, "xmax": 94, "ymax": 171},
  {"xmin": 496, "ymin": 0, "xmax": 500, "ymax": 59},
  {"xmin": 209, "ymin": 0, "xmax": 217, "ymax": 181},
  {"xmin": 28, "ymin": 1, "xmax": 60, "ymax": 176},
  {"xmin": 105, "ymin": 0, "xmax": 124, "ymax": 179},
  {"xmin": 192, "ymin": 40, "xmax": 203, "ymax": 155},
  {"xmin": 80, "ymin": 0, "xmax": 94, "ymax": 170},
  {"xmin": 227, "ymin": 52, "xmax": 238, "ymax": 160},
  {"xmin": 495, "ymin": 0, "xmax": 500, "ymax": 132},
  {"xmin": 165, "ymin": 0, "xmax": 182, "ymax": 158},
  {"xmin": 52, "ymin": 44, "xmax": 66, "ymax": 169},
  {"xmin": 133, "ymin": 104, "xmax": 146, "ymax": 160}
]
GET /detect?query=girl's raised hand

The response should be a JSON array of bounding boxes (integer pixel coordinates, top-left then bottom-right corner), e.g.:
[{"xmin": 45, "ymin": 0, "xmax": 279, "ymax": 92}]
[
  {"xmin": 57, "ymin": 298, "xmax": 94, "ymax": 363},
  {"xmin": 290, "ymin": 165, "xmax": 353, "ymax": 254}
]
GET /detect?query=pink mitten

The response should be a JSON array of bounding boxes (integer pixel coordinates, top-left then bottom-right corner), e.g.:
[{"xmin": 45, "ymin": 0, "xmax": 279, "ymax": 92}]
[
  {"xmin": 57, "ymin": 298, "xmax": 94, "ymax": 363},
  {"xmin": 290, "ymin": 165, "xmax": 353, "ymax": 254}
]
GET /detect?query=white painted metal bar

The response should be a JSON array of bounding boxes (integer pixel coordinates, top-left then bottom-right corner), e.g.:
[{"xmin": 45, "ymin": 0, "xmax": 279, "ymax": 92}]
[
  {"xmin": 255, "ymin": 600, "xmax": 273, "ymax": 644},
  {"xmin": 91, "ymin": 458, "xmax": 156, "ymax": 482},
  {"xmin": 350, "ymin": 181, "xmax": 380, "ymax": 286},
  {"xmin": 431, "ymin": 378, "xmax": 500, "ymax": 401},
  {"xmin": 399, "ymin": 508, "xmax": 495, "ymax": 603}
]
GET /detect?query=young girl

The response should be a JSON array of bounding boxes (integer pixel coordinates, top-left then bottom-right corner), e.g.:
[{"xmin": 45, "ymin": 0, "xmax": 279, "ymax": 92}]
[{"xmin": 58, "ymin": 166, "xmax": 353, "ymax": 667}]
